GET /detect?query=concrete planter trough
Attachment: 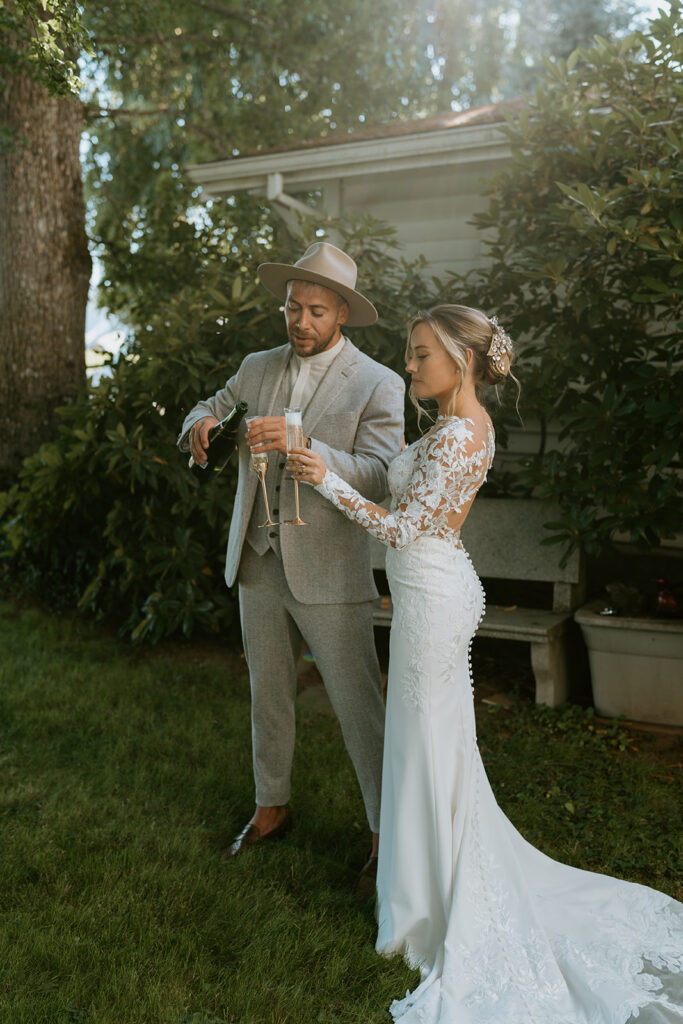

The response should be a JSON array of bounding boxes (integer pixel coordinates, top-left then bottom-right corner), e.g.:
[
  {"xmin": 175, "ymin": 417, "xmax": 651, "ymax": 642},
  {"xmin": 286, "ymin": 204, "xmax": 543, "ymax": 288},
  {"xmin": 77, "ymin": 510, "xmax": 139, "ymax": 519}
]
[{"xmin": 574, "ymin": 599, "xmax": 683, "ymax": 727}]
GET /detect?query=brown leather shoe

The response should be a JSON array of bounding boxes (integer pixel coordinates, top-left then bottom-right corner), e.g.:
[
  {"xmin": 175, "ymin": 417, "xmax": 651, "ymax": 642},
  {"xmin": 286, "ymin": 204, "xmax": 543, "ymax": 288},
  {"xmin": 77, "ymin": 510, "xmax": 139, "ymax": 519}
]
[
  {"xmin": 223, "ymin": 811, "xmax": 292, "ymax": 858},
  {"xmin": 355, "ymin": 852, "xmax": 378, "ymax": 898}
]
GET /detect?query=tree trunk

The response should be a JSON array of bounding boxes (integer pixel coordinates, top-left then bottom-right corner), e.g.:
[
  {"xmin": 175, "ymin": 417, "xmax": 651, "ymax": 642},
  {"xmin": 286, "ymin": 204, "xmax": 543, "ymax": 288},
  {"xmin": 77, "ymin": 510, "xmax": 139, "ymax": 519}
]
[{"xmin": 0, "ymin": 72, "xmax": 91, "ymax": 487}]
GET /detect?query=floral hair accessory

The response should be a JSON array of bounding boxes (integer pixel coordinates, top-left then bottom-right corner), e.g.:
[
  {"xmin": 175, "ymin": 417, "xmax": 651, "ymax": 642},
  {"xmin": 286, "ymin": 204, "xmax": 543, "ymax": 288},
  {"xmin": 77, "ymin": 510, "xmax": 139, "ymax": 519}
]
[{"xmin": 488, "ymin": 316, "xmax": 513, "ymax": 375}]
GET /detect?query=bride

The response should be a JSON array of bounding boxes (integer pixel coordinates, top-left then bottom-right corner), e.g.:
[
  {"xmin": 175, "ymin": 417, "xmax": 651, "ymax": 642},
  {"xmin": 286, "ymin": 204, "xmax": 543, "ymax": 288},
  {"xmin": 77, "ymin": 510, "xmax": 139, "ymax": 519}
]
[{"xmin": 289, "ymin": 304, "xmax": 682, "ymax": 1024}]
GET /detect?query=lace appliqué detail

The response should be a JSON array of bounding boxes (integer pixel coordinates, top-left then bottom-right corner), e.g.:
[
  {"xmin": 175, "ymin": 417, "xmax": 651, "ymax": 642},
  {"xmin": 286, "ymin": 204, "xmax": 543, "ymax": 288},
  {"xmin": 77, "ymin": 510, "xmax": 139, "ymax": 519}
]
[
  {"xmin": 388, "ymin": 543, "xmax": 482, "ymax": 714},
  {"xmin": 392, "ymin": 583, "xmax": 452, "ymax": 714},
  {"xmin": 439, "ymin": 753, "xmax": 683, "ymax": 1024},
  {"xmin": 315, "ymin": 416, "xmax": 494, "ymax": 550}
]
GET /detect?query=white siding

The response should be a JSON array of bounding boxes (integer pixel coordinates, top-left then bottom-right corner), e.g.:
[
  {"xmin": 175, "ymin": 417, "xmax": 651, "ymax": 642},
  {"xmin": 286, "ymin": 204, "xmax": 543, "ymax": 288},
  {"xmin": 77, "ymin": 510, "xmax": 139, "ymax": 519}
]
[{"xmin": 334, "ymin": 161, "xmax": 498, "ymax": 279}]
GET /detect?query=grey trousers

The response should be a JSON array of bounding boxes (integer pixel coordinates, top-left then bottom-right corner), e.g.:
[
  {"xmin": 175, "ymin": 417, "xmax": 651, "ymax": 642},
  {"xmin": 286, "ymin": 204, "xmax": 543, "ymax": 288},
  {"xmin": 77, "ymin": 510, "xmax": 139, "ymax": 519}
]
[{"xmin": 238, "ymin": 544, "xmax": 385, "ymax": 833}]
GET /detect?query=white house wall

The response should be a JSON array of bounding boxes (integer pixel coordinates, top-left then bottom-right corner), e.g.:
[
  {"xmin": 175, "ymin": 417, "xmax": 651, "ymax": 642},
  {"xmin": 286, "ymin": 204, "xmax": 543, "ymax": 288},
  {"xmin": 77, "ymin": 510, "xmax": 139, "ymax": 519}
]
[{"xmin": 334, "ymin": 161, "xmax": 496, "ymax": 279}]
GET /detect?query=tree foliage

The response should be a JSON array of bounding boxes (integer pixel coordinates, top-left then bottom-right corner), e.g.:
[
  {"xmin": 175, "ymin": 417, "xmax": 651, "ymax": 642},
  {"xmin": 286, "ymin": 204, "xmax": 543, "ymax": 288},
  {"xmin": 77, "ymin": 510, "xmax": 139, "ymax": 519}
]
[
  {"xmin": 78, "ymin": 0, "xmax": 641, "ymax": 330},
  {"xmin": 81, "ymin": 0, "xmax": 436, "ymax": 320},
  {"xmin": 0, "ymin": 0, "xmax": 85, "ymax": 102},
  {"xmin": 504, "ymin": 0, "xmax": 637, "ymax": 96},
  {"xmin": 456, "ymin": 4, "xmax": 682, "ymax": 559},
  {"xmin": 424, "ymin": 0, "xmax": 637, "ymax": 110}
]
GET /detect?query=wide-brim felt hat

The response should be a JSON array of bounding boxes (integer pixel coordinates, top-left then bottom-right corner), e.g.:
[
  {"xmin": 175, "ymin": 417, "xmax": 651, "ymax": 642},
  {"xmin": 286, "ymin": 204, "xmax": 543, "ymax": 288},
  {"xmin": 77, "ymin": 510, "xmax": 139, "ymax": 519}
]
[{"xmin": 257, "ymin": 241, "xmax": 378, "ymax": 327}]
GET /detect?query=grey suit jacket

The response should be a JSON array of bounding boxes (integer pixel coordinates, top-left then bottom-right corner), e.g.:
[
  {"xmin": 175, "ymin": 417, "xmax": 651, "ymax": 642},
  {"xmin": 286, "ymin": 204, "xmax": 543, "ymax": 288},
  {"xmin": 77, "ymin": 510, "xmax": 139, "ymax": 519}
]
[{"xmin": 178, "ymin": 337, "xmax": 405, "ymax": 604}]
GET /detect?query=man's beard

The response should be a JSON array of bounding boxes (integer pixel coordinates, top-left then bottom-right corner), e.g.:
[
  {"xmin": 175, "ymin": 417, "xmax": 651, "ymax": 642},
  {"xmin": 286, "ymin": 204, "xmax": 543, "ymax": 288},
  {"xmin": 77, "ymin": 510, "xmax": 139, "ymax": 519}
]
[{"xmin": 288, "ymin": 325, "xmax": 339, "ymax": 357}]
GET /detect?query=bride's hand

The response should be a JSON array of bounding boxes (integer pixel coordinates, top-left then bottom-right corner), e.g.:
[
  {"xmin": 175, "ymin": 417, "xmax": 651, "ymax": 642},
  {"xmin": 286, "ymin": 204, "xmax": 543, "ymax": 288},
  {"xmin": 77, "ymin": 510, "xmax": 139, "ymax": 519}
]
[{"xmin": 288, "ymin": 447, "xmax": 327, "ymax": 486}]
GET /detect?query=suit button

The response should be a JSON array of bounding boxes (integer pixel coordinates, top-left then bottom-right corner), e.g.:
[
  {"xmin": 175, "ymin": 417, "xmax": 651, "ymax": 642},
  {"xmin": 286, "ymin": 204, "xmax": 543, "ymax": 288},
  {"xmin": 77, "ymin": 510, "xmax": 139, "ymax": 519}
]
[
  {"xmin": 279, "ymin": 461, "xmax": 285, "ymax": 469},
  {"xmin": 273, "ymin": 508, "xmax": 279, "ymax": 515},
  {"xmin": 275, "ymin": 485, "xmax": 280, "ymax": 492},
  {"xmin": 269, "ymin": 532, "xmax": 277, "ymax": 538}
]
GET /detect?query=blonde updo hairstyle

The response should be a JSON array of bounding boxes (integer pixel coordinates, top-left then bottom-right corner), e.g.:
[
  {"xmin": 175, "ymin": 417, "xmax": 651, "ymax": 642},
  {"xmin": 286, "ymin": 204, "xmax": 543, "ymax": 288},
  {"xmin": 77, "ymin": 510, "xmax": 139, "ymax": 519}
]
[{"xmin": 406, "ymin": 304, "xmax": 517, "ymax": 421}]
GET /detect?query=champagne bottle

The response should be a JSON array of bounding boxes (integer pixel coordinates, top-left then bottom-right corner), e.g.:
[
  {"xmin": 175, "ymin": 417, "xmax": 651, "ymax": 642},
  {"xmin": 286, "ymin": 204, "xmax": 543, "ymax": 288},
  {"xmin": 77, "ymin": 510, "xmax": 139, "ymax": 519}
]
[{"xmin": 188, "ymin": 400, "xmax": 249, "ymax": 482}]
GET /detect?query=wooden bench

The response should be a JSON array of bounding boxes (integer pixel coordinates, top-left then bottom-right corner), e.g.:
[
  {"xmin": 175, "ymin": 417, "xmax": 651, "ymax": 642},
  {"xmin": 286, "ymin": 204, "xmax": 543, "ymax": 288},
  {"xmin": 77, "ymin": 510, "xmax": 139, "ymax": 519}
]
[{"xmin": 371, "ymin": 498, "xmax": 586, "ymax": 707}]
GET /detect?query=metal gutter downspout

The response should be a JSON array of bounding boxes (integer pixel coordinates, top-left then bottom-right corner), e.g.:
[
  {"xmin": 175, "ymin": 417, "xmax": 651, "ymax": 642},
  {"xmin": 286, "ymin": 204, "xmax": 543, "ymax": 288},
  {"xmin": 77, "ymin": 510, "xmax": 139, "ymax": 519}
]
[{"xmin": 266, "ymin": 172, "xmax": 315, "ymax": 217}]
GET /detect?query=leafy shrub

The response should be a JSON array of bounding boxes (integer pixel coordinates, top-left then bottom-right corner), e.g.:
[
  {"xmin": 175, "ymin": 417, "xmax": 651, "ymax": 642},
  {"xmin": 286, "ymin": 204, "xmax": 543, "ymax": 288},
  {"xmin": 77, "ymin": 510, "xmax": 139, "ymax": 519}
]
[
  {"xmin": 450, "ymin": 7, "xmax": 683, "ymax": 560},
  {"xmin": 0, "ymin": 215, "xmax": 433, "ymax": 642}
]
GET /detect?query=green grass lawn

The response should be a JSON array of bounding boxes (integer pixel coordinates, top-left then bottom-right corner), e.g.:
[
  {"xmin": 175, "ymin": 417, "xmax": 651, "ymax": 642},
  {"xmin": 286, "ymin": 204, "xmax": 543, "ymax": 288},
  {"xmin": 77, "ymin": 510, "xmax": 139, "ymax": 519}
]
[{"xmin": 0, "ymin": 602, "xmax": 680, "ymax": 1024}]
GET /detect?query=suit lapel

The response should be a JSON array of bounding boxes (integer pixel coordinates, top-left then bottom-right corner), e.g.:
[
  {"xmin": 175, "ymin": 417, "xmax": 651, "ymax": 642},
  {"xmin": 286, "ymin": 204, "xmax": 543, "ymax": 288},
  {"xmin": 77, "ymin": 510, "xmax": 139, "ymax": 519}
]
[
  {"xmin": 255, "ymin": 344, "xmax": 292, "ymax": 416},
  {"xmin": 303, "ymin": 338, "xmax": 361, "ymax": 437}
]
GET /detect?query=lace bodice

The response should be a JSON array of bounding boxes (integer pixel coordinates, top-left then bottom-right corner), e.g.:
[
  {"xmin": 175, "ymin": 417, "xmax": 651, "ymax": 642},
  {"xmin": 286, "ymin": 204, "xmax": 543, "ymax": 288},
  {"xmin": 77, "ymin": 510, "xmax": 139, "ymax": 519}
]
[{"xmin": 315, "ymin": 415, "xmax": 495, "ymax": 549}]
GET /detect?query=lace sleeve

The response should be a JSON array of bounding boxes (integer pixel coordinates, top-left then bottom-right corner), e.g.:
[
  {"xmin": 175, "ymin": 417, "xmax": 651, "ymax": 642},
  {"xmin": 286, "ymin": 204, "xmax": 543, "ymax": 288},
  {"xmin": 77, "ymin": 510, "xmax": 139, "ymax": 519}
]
[{"xmin": 315, "ymin": 419, "xmax": 492, "ymax": 549}]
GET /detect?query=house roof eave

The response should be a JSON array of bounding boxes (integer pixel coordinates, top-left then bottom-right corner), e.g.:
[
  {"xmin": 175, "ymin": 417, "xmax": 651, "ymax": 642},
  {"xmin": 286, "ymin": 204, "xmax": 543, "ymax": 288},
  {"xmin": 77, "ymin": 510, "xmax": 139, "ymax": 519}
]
[{"xmin": 188, "ymin": 121, "xmax": 512, "ymax": 200}]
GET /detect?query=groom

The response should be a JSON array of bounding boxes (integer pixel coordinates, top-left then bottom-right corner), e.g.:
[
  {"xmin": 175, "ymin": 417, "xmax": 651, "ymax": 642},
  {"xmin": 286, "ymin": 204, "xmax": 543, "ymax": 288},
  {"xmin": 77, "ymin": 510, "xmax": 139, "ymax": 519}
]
[{"xmin": 178, "ymin": 241, "xmax": 404, "ymax": 877}]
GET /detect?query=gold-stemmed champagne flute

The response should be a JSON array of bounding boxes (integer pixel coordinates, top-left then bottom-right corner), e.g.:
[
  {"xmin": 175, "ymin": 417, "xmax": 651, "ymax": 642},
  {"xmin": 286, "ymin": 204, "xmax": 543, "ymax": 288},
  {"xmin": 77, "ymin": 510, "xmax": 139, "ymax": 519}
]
[
  {"xmin": 246, "ymin": 416, "xmax": 277, "ymax": 528},
  {"xmin": 284, "ymin": 407, "xmax": 309, "ymax": 526}
]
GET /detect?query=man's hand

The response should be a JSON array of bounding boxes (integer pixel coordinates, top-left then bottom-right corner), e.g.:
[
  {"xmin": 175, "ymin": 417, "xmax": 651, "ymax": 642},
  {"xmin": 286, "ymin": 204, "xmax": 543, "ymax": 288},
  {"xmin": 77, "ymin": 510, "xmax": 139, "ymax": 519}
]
[
  {"xmin": 190, "ymin": 417, "xmax": 219, "ymax": 465},
  {"xmin": 245, "ymin": 416, "xmax": 289, "ymax": 456}
]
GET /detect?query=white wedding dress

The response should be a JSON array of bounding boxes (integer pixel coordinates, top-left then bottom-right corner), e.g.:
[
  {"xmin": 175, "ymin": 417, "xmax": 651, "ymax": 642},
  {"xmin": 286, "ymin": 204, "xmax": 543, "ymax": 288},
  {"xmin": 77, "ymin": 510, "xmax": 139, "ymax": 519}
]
[{"xmin": 316, "ymin": 414, "xmax": 683, "ymax": 1024}]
